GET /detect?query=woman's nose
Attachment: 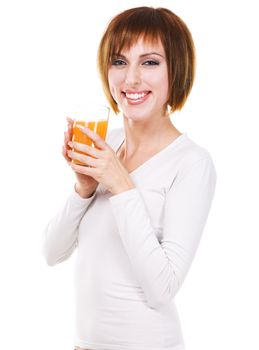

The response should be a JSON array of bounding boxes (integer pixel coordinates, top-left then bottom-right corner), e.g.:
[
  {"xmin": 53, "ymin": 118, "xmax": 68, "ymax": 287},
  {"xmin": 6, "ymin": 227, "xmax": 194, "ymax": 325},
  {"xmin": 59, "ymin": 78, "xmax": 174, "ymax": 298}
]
[{"xmin": 124, "ymin": 65, "xmax": 141, "ymax": 86}]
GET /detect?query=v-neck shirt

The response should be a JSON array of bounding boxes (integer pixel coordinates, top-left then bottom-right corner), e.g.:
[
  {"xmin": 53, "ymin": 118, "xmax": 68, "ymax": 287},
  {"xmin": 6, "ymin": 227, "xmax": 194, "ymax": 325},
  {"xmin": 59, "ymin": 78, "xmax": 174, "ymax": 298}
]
[
  {"xmin": 43, "ymin": 127, "xmax": 217, "ymax": 350},
  {"xmin": 114, "ymin": 128, "xmax": 188, "ymax": 175}
]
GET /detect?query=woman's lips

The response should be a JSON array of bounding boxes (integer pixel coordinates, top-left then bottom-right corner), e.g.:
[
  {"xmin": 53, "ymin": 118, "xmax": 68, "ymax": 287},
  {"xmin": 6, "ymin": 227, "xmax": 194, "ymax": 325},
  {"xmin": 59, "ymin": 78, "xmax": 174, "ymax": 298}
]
[{"xmin": 122, "ymin": 91, "xmax": 151, "ymax": 105}]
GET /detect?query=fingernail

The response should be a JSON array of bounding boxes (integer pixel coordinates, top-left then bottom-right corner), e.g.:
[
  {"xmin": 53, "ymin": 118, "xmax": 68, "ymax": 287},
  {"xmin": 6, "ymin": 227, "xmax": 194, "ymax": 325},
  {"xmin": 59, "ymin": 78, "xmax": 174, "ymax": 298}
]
[{"xmin": 68, "ymin": 141, "xmax": 73, "ymax": 147}]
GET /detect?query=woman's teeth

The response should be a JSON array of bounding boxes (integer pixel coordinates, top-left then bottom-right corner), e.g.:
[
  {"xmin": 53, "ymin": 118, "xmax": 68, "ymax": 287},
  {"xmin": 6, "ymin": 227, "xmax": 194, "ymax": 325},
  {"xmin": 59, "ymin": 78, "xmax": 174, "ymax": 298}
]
[{"xmin": 125, "ymin": 92, "xmax": 148, "ymax": 100}]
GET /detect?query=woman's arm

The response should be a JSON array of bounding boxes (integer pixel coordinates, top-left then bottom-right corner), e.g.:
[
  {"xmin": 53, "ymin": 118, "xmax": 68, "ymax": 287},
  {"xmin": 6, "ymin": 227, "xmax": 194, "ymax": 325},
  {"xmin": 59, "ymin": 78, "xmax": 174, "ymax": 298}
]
[
  {"xmin": 109, "ymin": 156, "xmax": 217, "ymax": 310},
  {"xmin": 43, "ymin": 126, "xmax": 120, "ymax": 266},
  {"xmin": 42, "ymin": 189, "xmax": 96, "ymax": 266}
]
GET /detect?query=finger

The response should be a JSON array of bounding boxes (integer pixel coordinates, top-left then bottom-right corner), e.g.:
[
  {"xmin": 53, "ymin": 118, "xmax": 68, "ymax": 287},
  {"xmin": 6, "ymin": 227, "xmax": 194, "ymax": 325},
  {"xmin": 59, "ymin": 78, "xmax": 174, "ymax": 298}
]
[
  {"xmin": 67, "ymin": 150, "xmax": 98, "ymax": 167},
  {"xmin": 64, "ymin": 131, "xmax": 72, "ymax": 149},
  {"xmin": 78, "ymin": 126, "xmax": 107, "ymax": 150},
  {"xmin": 64, "ymin": 131, "xmax": 68, "ymax": 142},
  {"xmin": 62, "ymin": 145, "xmax": 72, "ymax": 162},
  {"xmin": 64, "ymin": 124, "xmax": 74, "ymax": 145},
  {"xmin": 68, "ymin": 141, "xmax": 102, "ymax": 159},
  {"xmin": 67, "ymin": 123, "xmax": 73, "ymax": 140},
  {"xmin": 66, "ymin": 116, "xmax": 74, "ymax": 124},
  {"xmin": 65, "ymin": 117, "xmax": 74, "ymax": 139},
  {"xmin": 70, "ymin": 162, "xmax": 97, "ymax": 177}
]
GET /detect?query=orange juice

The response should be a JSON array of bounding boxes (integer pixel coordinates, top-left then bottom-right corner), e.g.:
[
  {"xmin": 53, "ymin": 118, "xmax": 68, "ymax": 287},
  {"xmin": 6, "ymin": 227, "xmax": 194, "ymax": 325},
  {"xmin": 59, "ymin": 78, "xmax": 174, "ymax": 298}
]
[{"xmin": 72, "ymin": 119, "xmax": 108, "ymax": 165}]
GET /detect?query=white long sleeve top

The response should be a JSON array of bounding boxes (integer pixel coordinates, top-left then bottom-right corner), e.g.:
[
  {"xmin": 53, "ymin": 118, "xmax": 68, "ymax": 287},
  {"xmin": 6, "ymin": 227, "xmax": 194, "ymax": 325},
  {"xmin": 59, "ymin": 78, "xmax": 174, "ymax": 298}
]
[{"xmin": 43, "ymin": 128, "xmax": 217, "ymax": 350}]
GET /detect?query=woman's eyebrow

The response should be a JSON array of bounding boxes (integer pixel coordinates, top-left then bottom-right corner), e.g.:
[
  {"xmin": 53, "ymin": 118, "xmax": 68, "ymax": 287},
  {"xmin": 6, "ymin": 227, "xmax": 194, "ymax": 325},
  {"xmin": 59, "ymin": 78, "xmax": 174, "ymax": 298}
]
[
  {"xmin": 113, "ymin": 52, "xmax": 164, "ymax": 59},
  {"xmin": 112, "ymin": 53, "xmax": 126, "ymax": 59},
  {"xmin": 139, "ymin": 52, "xmax": 164, "ymax": 58}
]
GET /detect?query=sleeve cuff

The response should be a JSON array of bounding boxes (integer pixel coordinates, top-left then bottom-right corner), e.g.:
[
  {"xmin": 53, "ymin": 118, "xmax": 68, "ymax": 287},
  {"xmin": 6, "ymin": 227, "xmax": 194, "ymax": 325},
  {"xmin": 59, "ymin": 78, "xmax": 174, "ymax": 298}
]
[
  {"xmin": 109, "ymin": 188, "xmax": 139, "ymax": 205},
  {"xmin": 69, "ymin": 186, "xmax": 97, "ymax": 206}
]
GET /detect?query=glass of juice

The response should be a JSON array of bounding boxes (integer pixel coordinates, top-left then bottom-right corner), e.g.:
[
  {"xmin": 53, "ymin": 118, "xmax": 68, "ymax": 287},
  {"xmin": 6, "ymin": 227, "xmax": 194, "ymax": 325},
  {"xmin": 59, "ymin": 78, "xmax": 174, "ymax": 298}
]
[{"xmin": 70, "ymin": 104, "xmax": 110, "ymax": 165}]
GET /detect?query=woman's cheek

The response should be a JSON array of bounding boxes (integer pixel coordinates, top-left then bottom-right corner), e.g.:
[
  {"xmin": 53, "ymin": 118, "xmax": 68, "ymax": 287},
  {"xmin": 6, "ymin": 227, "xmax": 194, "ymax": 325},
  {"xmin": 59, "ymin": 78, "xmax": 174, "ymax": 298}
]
[
  {"xmin": 108, "ymin": 85, "xmax": 117, "ymax": 101},
  {"xmin": 108, "ymin": 74, "xmax": 116, "ymax": 99}
]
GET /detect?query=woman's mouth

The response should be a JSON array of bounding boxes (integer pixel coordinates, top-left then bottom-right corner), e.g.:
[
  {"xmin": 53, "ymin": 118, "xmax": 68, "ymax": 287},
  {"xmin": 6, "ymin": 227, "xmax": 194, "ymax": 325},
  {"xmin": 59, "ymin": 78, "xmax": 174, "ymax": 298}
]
[{"xmin": 122, "ymin": 91, "xmax": 151, "ymax": 105}]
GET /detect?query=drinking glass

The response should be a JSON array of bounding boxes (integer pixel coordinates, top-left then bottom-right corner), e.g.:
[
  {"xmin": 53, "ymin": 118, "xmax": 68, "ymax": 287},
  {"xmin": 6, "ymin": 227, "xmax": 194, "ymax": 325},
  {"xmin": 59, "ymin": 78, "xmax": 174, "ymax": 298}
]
[{"xmin": 70, "ymin": 104, "xmax": 110, "ymax": 165}]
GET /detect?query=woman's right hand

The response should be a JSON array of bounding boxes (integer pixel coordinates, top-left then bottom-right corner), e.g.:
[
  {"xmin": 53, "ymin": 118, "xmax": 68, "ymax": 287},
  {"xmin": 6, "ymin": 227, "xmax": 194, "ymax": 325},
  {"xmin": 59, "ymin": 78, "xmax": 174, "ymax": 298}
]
[{"xmin": 62, "ymin": 117, "xmax": 98, "ymax": 198}]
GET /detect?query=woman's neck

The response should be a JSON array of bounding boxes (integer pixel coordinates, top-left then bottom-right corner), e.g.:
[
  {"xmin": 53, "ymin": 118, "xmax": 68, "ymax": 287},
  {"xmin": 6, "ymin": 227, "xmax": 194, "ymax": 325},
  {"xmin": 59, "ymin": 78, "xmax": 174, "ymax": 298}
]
[{"xmin": 120, "ymin": 115, "xmax": 182, "ymax": 159}]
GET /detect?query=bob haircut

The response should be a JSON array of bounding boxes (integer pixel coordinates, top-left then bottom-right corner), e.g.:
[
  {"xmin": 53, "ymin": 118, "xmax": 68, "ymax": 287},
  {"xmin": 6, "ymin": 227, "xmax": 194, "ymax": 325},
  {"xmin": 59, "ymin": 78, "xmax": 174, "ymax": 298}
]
[{"xmin": 97, "ymin": 6, "xmax": 196, "ymax": 114}]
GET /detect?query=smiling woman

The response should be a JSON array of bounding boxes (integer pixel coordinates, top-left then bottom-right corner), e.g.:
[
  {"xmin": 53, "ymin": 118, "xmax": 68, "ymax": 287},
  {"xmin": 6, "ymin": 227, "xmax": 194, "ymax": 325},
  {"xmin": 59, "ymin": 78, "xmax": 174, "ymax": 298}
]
[
  {"xmin": 98, "ymin": 6, "xmax": 196, "ymax": 114},
  {"xmin": 43, "ymin": 6, "xmax": 216, "ymax": 350}
]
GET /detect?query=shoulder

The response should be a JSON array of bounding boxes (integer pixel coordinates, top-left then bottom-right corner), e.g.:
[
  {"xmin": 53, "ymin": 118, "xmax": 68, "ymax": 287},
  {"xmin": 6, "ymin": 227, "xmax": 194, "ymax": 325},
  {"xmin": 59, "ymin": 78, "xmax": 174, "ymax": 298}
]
[
  {"xmin": 181, "ymin": 134, "xmax": 212, "ymax": 161},
  {"xmin": 173, "ymin": 134, "xmax": 217, "ymax": 181}
]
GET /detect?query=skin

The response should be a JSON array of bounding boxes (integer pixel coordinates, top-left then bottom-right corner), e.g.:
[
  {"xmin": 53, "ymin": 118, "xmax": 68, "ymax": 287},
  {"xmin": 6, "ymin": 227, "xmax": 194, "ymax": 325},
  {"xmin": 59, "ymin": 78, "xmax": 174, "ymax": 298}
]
[{"xmin": 63, "ymin": 37, "xmax": 181, "ymax": 198}]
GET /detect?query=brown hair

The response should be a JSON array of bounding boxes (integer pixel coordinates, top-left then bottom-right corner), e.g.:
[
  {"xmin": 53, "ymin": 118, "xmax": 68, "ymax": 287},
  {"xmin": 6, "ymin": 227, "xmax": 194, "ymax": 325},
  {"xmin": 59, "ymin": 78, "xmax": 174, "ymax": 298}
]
[{"xmin": 97, "ymin": 6, "xmax": 196, "ymax": 114}]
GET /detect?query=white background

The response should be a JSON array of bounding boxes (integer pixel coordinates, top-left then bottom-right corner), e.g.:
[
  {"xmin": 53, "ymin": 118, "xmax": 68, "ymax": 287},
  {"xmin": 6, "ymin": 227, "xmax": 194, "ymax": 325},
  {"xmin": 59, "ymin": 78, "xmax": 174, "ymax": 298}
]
[{"xmin": 0, "ymin": 0, "xmax": 258, "ymax": 349}]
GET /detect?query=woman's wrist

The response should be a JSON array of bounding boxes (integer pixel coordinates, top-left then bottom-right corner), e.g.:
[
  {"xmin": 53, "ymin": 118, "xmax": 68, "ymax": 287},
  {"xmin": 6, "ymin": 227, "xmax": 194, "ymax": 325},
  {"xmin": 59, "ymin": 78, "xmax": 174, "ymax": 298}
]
[
  {"xmin": 111, "ymin": 177, "xmax": 136, "ymax": 196},
  {"xmin": 74, "ymin": 183, "xmax": 96, "ymax": 199}
]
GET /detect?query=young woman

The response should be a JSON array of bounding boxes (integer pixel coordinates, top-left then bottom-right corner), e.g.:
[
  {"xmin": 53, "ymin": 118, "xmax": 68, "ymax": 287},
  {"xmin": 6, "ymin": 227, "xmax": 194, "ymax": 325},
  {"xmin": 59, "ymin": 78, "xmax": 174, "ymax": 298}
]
[{"xmin": 43, "ymin": 7, "xmax": 217, "ymax": 350}]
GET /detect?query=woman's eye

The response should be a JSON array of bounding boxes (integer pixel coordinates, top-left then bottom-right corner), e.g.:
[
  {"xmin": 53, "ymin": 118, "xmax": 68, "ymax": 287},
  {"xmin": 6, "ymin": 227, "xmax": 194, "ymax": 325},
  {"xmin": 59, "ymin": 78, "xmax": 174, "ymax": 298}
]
[
  {"xmin": 112, "ymin": 59, "xmax": 126, "ymax": 66},
  {"xmin": 143, "ymin": 60, "xmax": 159, "ymax": 66}
]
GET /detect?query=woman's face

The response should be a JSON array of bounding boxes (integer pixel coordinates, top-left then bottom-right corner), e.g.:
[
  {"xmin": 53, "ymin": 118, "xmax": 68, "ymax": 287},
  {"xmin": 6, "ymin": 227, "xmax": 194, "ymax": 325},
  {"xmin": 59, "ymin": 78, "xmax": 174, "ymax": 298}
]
[{"xmin": 108, "ymin": 37, "xmax": 169, "ymax": 121}]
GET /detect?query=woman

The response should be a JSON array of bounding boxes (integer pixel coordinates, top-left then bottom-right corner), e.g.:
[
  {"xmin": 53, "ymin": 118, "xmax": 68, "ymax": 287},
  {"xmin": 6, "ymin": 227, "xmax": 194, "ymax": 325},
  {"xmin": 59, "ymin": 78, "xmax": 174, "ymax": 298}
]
[{"xmin": 43, "ymin": 7, "xmax": 217, "ymax": 350}]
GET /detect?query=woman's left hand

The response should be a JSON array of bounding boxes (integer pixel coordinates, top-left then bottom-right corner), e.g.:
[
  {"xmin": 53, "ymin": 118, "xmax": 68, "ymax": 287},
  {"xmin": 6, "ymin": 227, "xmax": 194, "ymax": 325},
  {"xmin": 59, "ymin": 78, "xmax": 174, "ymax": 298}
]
[{"xmin": 67, "ymin": 127, "xmax": 135, "ymax": 195}]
